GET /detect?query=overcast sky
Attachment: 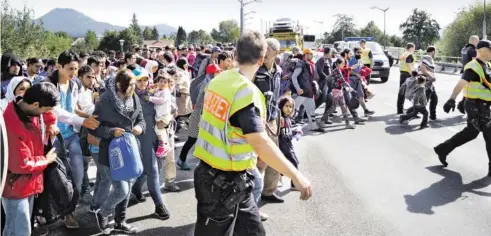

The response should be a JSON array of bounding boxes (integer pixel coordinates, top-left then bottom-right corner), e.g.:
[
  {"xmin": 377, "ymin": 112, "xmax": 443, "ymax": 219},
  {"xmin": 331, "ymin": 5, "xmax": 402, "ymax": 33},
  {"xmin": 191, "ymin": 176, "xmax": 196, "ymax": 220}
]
[{"xmin": 12, "ymin": 0, "xmax": 482, "ymax": 36}]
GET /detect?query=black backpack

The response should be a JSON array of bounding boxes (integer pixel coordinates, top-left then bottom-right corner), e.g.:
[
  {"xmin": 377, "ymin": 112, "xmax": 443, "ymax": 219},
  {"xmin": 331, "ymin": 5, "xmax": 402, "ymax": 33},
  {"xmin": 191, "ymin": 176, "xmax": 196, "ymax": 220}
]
[{"xmin": 35, "ymin": 133, "xmax": 79, "ymax": 224}]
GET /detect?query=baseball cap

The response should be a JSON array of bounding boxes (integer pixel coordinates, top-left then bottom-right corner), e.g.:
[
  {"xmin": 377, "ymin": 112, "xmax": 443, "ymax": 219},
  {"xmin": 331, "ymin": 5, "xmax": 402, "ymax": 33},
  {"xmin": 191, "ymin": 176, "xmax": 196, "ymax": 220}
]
[
  {"xmin": 303, "ymin": 48, "xmax": 313, "ymax": 55},
  {"xmin": 212, "ymin": 46, "xmax": 222, "ymax": 53},
  {"xmin": 477, "ymin": 40, "xmax": 491, "ymax": 49},
  {"xmin": 132, "ymin": 67, "xmax": 149, "ymax": 80}
]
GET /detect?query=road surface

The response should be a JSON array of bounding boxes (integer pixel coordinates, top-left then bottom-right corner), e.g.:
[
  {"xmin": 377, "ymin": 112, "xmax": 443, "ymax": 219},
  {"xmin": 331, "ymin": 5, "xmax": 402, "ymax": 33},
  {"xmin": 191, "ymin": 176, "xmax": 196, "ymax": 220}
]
[{"xmin": 49, "ymin": 68, "xmax": 491, "ymax": 236}]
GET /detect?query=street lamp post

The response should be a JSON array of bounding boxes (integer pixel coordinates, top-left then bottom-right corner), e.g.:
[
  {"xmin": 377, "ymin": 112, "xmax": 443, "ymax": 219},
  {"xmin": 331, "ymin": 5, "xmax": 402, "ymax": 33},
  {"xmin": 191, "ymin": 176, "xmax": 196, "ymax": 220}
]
[
  {"xmin": 484, "ymin": 0, "xmax": 487, "ymax": 40},
  {"xmin": 371, "ymin": 6, "xmax": 390, "ymax": 49},
  {"xmin": 238, "ymin": 0, "xmax": 261, "ymax": 36},
  {"xmin": 119, "ymin": 39, "xmax": 125, "ymax": 52}
]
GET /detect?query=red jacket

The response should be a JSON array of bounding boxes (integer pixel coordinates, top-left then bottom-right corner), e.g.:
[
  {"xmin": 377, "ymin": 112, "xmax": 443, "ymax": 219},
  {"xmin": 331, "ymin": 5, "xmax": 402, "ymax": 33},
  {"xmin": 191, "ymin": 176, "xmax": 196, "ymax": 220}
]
[{"xmin": 2, "ymin": 103, "xmax": 55, "ymax": 199}]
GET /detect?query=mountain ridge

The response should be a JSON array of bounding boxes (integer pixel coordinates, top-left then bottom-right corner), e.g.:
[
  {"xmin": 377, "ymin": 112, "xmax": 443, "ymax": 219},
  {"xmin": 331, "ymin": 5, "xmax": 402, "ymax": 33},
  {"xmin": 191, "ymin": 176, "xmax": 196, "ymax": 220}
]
[{"xmin": 36, "ymin": 8, "xmax": 177, "ymax": 38}]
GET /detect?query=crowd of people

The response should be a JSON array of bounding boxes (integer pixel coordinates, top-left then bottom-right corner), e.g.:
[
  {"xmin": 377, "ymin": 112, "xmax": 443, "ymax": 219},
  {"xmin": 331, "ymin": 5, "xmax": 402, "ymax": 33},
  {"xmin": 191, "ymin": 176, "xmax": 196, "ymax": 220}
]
[{"xmin": 1, "ymin": 27, "xmax": 489, "ymax": 236}]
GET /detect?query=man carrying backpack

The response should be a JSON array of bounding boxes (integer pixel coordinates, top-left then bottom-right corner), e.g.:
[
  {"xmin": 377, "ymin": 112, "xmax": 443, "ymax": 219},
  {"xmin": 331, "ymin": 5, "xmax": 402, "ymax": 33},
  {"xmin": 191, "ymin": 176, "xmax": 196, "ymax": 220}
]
[{"xmin": 196, "ymin": 46, "xmax": 221, "ymax": 78}]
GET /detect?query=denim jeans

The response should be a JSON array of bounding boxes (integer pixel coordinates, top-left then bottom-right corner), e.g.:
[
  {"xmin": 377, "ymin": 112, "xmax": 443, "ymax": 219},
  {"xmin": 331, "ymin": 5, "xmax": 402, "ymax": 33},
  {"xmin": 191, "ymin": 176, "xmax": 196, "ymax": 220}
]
[
  {"xmin": 2, "ymin": 196, "xmax": 34, "ymax": 236},
  {"xmin": 98, "ymin": 165, "xmax": 134, "ymax": 223},
  {"xmin": 91, "ymin": 153, "xmax": 104, "ymax": 209},
  {"xmin": 250, "ymin": 167, "xmax": 264, "ymax": 206},
  {"xmin": 132, "ymin": 149, "xmax": 164, "ymax": 207},
  {"xmin": 54, "ymin": 133, "xmax": 84, "ymax": 193}
]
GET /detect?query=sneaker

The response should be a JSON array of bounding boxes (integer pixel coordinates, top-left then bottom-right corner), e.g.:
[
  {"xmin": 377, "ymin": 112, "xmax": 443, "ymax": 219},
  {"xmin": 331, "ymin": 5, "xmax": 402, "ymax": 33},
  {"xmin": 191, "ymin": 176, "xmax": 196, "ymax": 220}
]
[
  {"xmin": 164, "ymin": 183, "xmax": 181, "ymax": 192},
  {"xmin": 420, "ymin": 124, "xmax": 430, "ymax": 129},
  {"xmin": 259, "ymin": 211, "xmax": 269, "ymax": 221},
  {"xmin": 177, "ymin": 160, "xmax": 191, "ymax": 171},
  {"xmin": 154, "ymin": 205, "xmax": 171, "ymax": 220},
  {"xmin": 364, "ymin": 110, "xmax": 375, "ymax": 116},
  {"xmin": 114, "ymin": 222, "xmax": 138, "ymax": 234},
  {"xmin": 33, "ymin": 224, "xmax": 49, "ymax": 236},
  {"xmin": 63, "ymin": 214, "xmax": 79, "ymax": 229},
  {"xmin": 95, "ymin": 212, "xmax": 112, "ymax": 235}
]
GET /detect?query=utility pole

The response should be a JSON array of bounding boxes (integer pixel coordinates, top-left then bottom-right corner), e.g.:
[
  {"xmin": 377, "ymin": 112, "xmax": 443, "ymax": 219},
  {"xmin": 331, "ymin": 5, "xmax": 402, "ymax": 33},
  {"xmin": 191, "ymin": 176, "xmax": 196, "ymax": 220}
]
[
  {"xmin": 371, "ymin": 6, "xmax": 390, "ymax": 49},
  {"xmin": 238, "ymin": 0, "xmax": 261, "ymax": 36},
  {"xmin": 484, "ymin": 0, "xmax": 488, "ymax": 39}
]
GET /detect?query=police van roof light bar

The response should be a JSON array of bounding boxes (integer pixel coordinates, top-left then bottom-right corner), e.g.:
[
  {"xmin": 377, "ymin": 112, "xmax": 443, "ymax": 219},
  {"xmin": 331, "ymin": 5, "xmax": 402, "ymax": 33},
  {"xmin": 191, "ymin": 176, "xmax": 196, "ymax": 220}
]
[{"xmin": 344, "ymin": 37, "xmax": 373, "ymax": 42}]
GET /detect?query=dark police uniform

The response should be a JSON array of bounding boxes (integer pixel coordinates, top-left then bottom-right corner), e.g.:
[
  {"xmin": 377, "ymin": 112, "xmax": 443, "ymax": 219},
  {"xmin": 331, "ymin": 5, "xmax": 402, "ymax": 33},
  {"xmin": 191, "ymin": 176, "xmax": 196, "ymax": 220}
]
[{"xmin": 434, "ymin": 40, "xmax": 491, "ymax": 175}]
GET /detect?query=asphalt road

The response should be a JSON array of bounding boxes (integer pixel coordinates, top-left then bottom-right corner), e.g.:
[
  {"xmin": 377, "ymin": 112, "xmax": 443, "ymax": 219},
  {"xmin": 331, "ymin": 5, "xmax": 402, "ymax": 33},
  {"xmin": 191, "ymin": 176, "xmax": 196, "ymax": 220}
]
[{"xmin": 49, "ymin": 68, "xmax": 491, "ymax": 236}]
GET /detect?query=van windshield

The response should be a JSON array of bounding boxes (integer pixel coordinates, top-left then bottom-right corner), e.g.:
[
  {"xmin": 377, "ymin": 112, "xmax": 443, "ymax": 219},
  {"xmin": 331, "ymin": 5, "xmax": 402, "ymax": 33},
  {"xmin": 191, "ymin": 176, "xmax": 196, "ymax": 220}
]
[{"xmin": 279, "ymin": 40, "xmax": 297, "ymax": 48}]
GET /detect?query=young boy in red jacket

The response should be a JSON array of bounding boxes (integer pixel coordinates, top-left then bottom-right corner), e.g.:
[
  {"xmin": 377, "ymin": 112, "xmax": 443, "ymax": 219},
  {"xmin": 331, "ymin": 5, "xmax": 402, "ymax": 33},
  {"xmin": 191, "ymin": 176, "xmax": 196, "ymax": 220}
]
[{"xmin": 2, "ymin": 83, "xmax": 60, "ymax": 236}]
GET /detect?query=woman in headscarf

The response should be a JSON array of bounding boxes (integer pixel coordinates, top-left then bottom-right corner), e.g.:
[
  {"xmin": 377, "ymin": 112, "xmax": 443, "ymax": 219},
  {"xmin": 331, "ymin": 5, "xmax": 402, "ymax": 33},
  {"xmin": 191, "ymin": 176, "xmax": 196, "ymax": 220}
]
[
  {"xmin": 90, "ymin": 69, "xmax": 145, "ymax": 235},
  {"xmin": 130, "ymin": 68, "xmax": 171, "ymax": 220},
  {"xmin": 0, "ymin": 76, "xmax": 31, "ymax": 111}
]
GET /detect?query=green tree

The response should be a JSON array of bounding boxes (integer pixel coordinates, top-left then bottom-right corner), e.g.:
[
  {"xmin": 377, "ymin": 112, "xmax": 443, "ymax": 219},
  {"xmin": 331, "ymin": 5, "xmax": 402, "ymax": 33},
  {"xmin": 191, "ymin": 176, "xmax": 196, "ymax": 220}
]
[
  {"xmin": 440, "ymin": 2, "xmax": 491, "ymax": 57},
  {"xmin": 1, "ymin": 0, "xmax": 46, "ymax": 58},
  {"xmin": 188, "ymin": 30, "xmax": 200, "ymax": 44},
  {"xmin": 98, "ymin": 30, "xmax": 121, "ymax": 51},
  {"xmin": 130, "ymin": 13, "xmax": 143, "ymax": 44},
  {"xmin": 331, "ymin": 14, "xmax": 359, "ymax": 41},
  {"xmin": 151, "ymin": 26, "xmax": 159, "ymax": 40},
  {"xmin": 198, "ymin": 29, "xmax": 214, "ymax": 44},
  {"xmin": 120, "ymin": 27, "xmax": 139, "ymax": 51},
  {"xmin": 400, "ymin": 8, "xmax": 440, "ymax": 49},
  {"xmin": 212, "ymin": 20, "xmax": 240, "ymax": 43},
  {"xmin": 389, "ymin": 35, "xmax": 404, "ymax": 47},
  {"xmin": 359, "ymin": 21, "xmax": 384, "ymax": 41},
  {"xmin": 142, "ymin": 26, "xmax": 153, "ymax": 40},
  {"xmin": 83, "ymin": 30, "xmax": 99, "ymax": 52},
  {"xmin": 175, "ymin": 26, "xmax": 187, "ymax": 46},
  {"xmin": 41, "ymin": 31, "xmax": 72, "ymax": 58}
]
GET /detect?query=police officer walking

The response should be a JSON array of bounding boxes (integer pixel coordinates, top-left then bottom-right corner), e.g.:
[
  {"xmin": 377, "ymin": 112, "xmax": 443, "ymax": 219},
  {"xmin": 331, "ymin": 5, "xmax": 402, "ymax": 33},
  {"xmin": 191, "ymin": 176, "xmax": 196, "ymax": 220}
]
[
  {"xmin": 457, "ymin": 35, "xmax": 480, "ymax": 114},
  {"xmin": 360, "ymin": 39, "xmax": 374, "ymax": 84},
  {"xmin": 397, "ymin": 43, "xmax": 417, "ymax": 114},
  {"xmin": 193, "ymin": 31, "xmax": 313, "ymax": 236},
  {"xmin": 434, "ymin": 40, "xmax": 491, "ymax": 175}
]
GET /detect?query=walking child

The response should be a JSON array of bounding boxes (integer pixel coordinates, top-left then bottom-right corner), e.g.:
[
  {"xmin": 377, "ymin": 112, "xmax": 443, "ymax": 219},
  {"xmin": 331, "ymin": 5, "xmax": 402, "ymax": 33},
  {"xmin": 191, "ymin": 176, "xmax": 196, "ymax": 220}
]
[
  {"xmin": 325, "ymin": 58, "xmax": 355, "ymax": 129},
  {"xmin": 399, "ymin": 75, "xmax": 429, "ymax": 129},
  {"xmin": 278, "ymin": 96, "xmax": 303, "ymax": 190}
]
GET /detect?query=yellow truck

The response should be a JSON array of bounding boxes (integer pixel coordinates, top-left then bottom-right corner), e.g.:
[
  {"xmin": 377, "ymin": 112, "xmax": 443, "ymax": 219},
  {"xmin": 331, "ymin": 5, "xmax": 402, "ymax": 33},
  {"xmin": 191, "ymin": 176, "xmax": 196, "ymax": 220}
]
[{"xmin": 267, "ymin": 18, "xmax": 315, "ymax": 51}]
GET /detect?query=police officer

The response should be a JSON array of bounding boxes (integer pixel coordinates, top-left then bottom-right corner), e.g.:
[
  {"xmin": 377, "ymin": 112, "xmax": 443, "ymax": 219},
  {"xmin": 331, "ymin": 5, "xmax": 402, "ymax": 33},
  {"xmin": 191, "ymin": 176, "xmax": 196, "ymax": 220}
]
[
  {"xmin": 397, "ymin": 43, "xmax": 416, "ymax": 114},
  {"xmin": 457, "ymin": 35, "xmax": 480, "ymax": 114},
  {"xmin": 434, "ymin": 40, "xmax": 491, "ymax": 175},
  {"xmin": 193, "ymin": 31, "xmax": 312, "ymax": 236},
  {"xmin": 360, "ymin": 39, "xmax": 374, "ymax": 84},
  {"xmin": 253, "ymin": 38, "xmax": 285, "ymax": 206}
]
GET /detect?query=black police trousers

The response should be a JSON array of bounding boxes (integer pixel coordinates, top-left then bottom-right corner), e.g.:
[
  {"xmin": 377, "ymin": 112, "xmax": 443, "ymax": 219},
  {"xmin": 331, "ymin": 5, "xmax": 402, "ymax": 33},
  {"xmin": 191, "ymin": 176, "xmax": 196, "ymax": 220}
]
[
  {"xmin": 194, "ymin": 162, "xmax": 265, "ymax": 236},
  {"xmin": 397, "ymin": 71, "xmax": 412, "ymax": 113},
  {"xmin": 435, "ymin": 99, "xmax": 491, "ymax": 162}
]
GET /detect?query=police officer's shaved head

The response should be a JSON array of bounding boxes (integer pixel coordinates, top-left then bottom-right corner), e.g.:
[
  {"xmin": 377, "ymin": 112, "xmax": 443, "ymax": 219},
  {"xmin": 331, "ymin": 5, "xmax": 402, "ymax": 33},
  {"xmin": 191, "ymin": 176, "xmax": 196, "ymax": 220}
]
[
  {"xmin": 235, "ymin": 31, "xmax": 267, "ymax": 65},
  {"xmin": 469, "ymin": 35, "xmax": 480, "ymax": 46}
]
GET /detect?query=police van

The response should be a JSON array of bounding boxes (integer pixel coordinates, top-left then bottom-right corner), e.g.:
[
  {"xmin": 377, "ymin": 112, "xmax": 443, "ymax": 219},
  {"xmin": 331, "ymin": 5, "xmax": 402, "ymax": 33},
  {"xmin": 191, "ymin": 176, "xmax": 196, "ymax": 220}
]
[{"xmin": 335, "ymin": 37, "xmax": 391, "ymax": 83}]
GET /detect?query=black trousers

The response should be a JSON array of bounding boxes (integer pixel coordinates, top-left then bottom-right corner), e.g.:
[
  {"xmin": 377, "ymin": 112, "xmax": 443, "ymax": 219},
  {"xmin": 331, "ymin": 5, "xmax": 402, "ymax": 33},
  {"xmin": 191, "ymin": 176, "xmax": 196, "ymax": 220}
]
[
  {"xmin": 435, "ymin": 99, "xmax": 491, "ymax": 162},
  {"xmin": 426, "ymin": 87, "xmax": 438, "ymax": 119},
  {"xmin": 179, "ymin": 137, "xmax": 197, "ymax": 162},
  {"xmin": 401, "ymin": 106, "xmax": 428, "ymax": 126},
  {"xmin": 397, "ymin": 72, "xmax": 412, "ymax": 113},
  {"xmin": 194, "ymin": 162, "xmax": 265, "ymax": 236}
]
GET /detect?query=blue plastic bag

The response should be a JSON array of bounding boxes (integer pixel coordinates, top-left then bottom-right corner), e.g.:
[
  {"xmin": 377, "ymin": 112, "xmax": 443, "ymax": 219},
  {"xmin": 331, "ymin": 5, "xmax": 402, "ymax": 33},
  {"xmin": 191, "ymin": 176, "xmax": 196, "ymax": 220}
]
[{"xmin": 109, "ymin": 133, "xmax": 143, "ymax": 181}]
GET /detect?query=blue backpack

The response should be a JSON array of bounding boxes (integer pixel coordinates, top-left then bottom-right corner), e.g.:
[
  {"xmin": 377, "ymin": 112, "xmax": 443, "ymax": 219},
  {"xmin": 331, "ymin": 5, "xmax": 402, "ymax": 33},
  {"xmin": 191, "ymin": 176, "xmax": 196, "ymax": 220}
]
[{"xmin": 109, "ymin": 133, "xmax": 143, "ymax": 181}]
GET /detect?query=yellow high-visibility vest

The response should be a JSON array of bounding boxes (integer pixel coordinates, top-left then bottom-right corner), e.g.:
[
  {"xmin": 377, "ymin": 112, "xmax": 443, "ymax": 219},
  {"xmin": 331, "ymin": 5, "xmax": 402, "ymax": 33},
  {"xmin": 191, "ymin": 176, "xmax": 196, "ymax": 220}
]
[
  {"xmin": 194, "ymin": 70, "xmax": 266, "ymax": 171},
  {"xmin": 361, "ymin": 48, "xmax": 372, "ymax": 65},
  {"xmin": 463, "ymin": 60, "xmax": 491, "ymax": 101},
  {"xmin": 400, "ymin": 52, "xmax": 415, "ymax": 73}
]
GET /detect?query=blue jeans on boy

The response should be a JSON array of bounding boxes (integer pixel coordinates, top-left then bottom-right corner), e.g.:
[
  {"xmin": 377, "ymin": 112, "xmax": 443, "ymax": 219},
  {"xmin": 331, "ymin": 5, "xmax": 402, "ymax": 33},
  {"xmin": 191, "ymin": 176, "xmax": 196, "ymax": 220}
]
[
  {"xmin": 91, "ymin": 152, "xmax": 105, "ymax": 209},
  {"xmin": 98, "ymin": 165, "xmax": 133, "ymax": 223},
  {"xmin": 54, "ymin": 134, "xmax": 84, "ymax": 193},
  {"xmin": 2, "ymin": 196, "xmax": 34, "ymax": 236},
  {"xmin": 251, "ymin": 167, "xmax": 264, "ymax": 206},
  {"xmin": 132, "ymin": 150, "xmax": 164, "ymax": 207}
]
